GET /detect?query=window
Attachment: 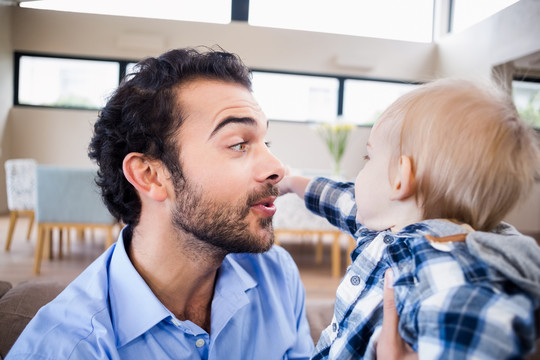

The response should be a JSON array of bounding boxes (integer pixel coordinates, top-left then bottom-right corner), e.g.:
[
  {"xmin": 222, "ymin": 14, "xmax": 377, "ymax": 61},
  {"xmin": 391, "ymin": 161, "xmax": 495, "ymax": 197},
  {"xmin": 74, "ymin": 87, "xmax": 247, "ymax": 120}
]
[
  {"xmin": 252, "ymin": 71, "xmax": 339, "ymax": 122},
  {"xmin": 342, "ymin": 80, "xmax": 419, "ymax": 126},
  {"xmin": 249, "ymin": 0, "xmax": 434, "ymax": 43},
  {"xmin": 513, "ymin": 79, "xmax": 540, "ymax": 129},
  {"xmin": 20, "ymin": 0, "xmax": 231, "ymax": 24},
  {"xmin": 16, "ymin": 54, "xmax": 120, "ymax": 109},
  {"xmin": 15, "ymin": 52, "xmax": 417, "ymax": 126},
  {"xmin": 450, "ymin": 0, "xmax": 519, "ymax": 33}
]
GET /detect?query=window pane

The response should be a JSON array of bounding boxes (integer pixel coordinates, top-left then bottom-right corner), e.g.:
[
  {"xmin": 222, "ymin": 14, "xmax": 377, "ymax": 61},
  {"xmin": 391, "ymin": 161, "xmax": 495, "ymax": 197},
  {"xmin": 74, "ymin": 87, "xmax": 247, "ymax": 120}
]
[
  {"xmin": 18, "ymin": 56, "xmax": 120, "ymax": 109},
  {"xmin": 249, "ymin": 0, "xmax": 433, "ymax": 43},
  {"xmin": 126, "ymin": 63, "xmax": 138, "ymax": 75},
  {"xmin": 513, "ymin": 80, "xmax": 540, "ymax": 129},
  {"xmin": 451, "ymin": 0, "xmax": 518, "ymax": 33},
  {"xmin": 20, "ymin": 0, "xmax": 231, "ymax": 24},
  {"xmin": 343, "ymin": 80, "xmax": 419, "ymax": 126},
  {"xmin": 252, "ymin": 72, "xmax": 339, "ymax": 122}
]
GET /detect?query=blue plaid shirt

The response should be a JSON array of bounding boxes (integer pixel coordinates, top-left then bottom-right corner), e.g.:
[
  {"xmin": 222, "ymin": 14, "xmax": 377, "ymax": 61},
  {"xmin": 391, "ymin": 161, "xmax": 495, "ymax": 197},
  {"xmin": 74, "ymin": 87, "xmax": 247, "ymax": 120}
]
[{"xmin": 306, "ymin": 177, "xmax": 537, "ymax": 360}]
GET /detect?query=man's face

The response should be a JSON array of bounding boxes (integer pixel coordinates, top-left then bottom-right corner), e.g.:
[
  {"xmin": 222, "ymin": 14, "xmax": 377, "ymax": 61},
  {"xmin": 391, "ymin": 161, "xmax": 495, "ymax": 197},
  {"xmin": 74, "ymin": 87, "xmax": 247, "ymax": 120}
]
[{"xmin": 169, "ymin": 79, "xmax": 284, "ymax": 253}]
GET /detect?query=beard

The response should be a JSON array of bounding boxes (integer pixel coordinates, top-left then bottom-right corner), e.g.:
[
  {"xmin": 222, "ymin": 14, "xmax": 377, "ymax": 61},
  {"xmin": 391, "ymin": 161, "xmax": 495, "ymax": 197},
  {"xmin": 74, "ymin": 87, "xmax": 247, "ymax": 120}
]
[{"xmin": 171, "ymin": 176, "xmax": 278, "ymax": 255}]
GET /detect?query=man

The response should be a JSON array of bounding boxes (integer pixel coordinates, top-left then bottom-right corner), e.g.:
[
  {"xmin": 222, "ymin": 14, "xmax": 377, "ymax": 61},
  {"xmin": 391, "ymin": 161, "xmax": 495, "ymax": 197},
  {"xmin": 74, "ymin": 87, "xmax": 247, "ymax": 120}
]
[
  {"xmin": 7, "ymin": 47, "xmax": 412, "ymax": 360},
  {"xmin": 7, "ymin": 48, "xmax": 313, "ymax": 359}
]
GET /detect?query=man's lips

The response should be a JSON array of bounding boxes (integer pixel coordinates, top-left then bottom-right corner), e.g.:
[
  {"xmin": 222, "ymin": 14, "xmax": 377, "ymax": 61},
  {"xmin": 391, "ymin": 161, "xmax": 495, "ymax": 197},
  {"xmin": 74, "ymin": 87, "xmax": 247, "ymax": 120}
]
[{"xmin": 250, "ymin": 196, "xmax": 277, "ymax": 217}]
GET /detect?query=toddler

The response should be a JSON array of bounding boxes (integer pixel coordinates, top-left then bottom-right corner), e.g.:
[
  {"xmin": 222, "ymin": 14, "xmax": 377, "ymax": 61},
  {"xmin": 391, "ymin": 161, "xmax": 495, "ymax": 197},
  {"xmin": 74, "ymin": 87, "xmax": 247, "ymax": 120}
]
[{"xmin": 280, "ymin": 78, "xmax": 540, "ymax": 359}]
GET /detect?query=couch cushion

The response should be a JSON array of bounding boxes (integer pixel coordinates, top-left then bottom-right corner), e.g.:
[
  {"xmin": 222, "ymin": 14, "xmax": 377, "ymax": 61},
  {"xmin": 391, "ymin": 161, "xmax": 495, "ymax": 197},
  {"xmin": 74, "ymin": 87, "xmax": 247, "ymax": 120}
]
[
  {"xmin": 0, "ymin": 281, "xmax": 12, "ymax": 299},
  {"xmin": 0, "ymin": 280, "xmax": 65, "ymax": 359},
  {"xmin": 305, "ymin": 298, "xmax": 334, "ymax": 344}
]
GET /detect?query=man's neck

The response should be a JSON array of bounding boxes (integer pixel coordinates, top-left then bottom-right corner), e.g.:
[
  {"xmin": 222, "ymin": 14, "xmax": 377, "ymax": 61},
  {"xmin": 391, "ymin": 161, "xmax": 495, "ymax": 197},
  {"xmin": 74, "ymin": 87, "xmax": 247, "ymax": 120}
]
[{"xmin": 126, "ymin": 224, "xmax": 225, "ymax": 333}]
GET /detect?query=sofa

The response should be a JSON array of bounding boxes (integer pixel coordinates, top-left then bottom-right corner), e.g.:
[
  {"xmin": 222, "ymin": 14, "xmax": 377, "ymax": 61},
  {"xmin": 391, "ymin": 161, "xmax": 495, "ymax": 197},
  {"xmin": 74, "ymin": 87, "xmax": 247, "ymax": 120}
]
[
  {"xmin": 0, "ymin": 280, "xmax": 65, "ymax": 359},
  {"xmin": 1, "ymin": 280, "xmax": 538, "ymax": 359}
]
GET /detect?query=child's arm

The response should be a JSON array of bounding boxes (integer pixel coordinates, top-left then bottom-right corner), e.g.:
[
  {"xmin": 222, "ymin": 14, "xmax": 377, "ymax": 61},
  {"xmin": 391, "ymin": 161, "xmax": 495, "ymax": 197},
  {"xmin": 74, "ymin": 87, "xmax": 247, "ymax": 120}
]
[{"xmin": 278, "ymin": 175, "xmax": 311, "ymax": 199}]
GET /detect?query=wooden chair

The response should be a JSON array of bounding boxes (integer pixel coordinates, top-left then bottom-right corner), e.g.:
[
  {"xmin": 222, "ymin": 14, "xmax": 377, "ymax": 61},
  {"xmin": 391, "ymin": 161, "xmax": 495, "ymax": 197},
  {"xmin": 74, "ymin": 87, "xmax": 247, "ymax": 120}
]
[
  {"xmin": 33, "ymin": 165, "xmax": 118, "ymax": 274},
  {"xmin": 4, "ymin": 159, "xmax": 36, "ymax": 251}
]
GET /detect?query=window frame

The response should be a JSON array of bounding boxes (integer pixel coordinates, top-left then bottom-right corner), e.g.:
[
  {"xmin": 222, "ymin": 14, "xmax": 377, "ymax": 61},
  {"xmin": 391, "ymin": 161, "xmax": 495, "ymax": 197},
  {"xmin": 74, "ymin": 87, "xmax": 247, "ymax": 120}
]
[
  {"xmin": 512, "ymin": 75, "xmax": 540, "ymax": 130},
  {"xmin": 252, "ymin": 68, "xmax": 421, "ymax": 126},
  {"xmin": 13, "ymin": 51, "xmax": 132, "ymax": 111},
  {"xmin": 13, "ymin": 51, "xmax": 420, "ymax": 127}
]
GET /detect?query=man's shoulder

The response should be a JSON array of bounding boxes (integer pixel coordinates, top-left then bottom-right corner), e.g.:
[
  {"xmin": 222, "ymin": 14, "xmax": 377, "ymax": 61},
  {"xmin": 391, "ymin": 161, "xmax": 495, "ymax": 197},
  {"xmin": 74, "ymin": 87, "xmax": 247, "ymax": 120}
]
[{"xmin": 7, "ymin": 250, "xmax": 115, "ymax": 359}]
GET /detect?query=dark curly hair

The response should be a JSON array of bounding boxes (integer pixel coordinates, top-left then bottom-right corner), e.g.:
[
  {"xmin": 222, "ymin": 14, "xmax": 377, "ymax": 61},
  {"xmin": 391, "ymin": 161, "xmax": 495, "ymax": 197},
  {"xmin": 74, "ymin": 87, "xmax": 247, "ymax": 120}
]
[{"xmin": 88, "ymin": 47, "xmax": 252, "ymax": 226}]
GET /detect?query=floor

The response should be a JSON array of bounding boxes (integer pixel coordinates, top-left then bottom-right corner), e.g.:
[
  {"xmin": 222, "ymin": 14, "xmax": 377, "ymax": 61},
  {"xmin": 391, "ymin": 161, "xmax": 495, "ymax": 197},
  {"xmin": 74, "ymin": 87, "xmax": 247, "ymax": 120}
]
[{"xmin": 0, "ymin": 215, "xmax": 344, "ymax": 302}]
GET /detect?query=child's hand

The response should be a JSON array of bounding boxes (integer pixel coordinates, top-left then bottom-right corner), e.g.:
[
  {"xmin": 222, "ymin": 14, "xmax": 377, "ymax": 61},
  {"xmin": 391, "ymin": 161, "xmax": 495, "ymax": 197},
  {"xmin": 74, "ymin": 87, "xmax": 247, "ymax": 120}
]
[
  {"xmin": 278, "ymin": 172, "xmax": 311, "ymax": 199},
  {"xmin": 377, "ymin": 269, "xmax": 417, "ymax": 360},
  {"xmin": 277, "ymin": 166, "xmax": 292, "ymax": 196}
]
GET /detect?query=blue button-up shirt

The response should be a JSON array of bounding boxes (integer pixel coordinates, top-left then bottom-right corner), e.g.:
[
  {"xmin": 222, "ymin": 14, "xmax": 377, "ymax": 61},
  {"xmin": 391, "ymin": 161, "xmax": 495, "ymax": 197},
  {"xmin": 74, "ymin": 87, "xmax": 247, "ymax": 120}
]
[
  {"xmin": 305, "ymin": 177, "xmax": 537, "ymax": 360},
  {"xmin": 7, "ymin": 227, "xmax": 314, "ymax": 359}
]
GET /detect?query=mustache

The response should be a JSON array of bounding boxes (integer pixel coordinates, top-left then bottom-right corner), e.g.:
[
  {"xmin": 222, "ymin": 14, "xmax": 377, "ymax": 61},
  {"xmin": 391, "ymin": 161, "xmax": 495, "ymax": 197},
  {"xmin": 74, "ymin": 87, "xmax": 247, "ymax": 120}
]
[{"xmin": 246, "ymin": 183, "xmax": 279, "ymax": 207}]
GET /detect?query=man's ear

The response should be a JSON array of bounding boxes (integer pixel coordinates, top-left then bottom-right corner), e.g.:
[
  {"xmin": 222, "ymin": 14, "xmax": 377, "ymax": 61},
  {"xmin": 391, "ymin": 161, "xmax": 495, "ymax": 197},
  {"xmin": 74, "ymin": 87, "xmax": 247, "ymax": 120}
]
[
  {"xmin": 390, "ymin": 155, "xmax": 416, "ymax": 201},
  {"xmin": 122, "ymin": 153, "xmax": 168, "ymax": 202}
]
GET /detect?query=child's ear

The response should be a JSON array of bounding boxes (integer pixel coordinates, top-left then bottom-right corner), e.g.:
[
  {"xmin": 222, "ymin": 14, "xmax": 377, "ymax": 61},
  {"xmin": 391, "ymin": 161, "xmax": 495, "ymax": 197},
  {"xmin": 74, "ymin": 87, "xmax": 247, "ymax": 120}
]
[
  {"xmin": 122, "ymin": 153, "xmax": 168, "ymax": 202},
  {"xmin": 390, "ymin": 155, "xmax": 416, "ymax": 201}
]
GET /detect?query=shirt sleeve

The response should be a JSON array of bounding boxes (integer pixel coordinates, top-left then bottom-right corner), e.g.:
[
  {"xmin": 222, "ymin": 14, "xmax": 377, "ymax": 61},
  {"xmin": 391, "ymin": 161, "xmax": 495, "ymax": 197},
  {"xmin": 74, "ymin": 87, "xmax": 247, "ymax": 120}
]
[
  {"xmin": 414, "ymin": 284, "xmax": 536, "ymax": 359},
  {"xmin": 304, "ymin": 177, "xmax": 358, "ymax": 237}
]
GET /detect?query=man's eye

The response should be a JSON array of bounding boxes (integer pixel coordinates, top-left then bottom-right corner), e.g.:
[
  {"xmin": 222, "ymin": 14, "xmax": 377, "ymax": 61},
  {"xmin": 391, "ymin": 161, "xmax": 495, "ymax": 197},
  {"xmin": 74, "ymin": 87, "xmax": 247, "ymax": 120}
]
[
  {"xmin": 265, "ymin": 141, "xmax": 271, "ymax": 148},
  {"xmin": 230, "ymin": 142, "xmax": 248, "ymax": 152},
  {"xmin": 363, "ymin": 155, "xmax": 370, "ymax": 161}
]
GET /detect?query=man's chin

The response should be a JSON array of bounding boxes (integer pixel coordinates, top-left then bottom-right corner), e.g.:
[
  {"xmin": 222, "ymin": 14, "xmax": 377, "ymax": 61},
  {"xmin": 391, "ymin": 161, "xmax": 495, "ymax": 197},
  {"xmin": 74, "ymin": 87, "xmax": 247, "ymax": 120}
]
[{"xmin": 247, "ymin": 231, "xmax": 274, "ymax": 253}]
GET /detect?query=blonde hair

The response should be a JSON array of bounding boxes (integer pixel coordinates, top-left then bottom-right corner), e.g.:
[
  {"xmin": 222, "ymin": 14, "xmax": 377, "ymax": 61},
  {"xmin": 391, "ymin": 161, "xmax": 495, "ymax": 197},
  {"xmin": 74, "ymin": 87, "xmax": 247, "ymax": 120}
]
[{"xmin": 379, "ymin": 78, "xmax": 540, "ymax": 231}]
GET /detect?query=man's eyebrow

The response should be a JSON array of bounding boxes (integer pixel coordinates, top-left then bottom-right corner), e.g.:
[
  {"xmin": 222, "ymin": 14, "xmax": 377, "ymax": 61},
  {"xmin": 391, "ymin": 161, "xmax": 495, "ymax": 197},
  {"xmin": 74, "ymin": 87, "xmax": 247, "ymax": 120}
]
[{"xmin": 210, "ymin": 116, "xmax": 258, "ymax": 138}]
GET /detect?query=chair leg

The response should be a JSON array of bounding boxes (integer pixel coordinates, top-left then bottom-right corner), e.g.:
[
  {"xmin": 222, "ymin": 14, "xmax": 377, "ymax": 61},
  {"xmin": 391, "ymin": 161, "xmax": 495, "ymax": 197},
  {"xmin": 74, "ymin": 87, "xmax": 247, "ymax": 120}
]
[
  {"xmin": 44, "ymin": 228, "xmax": 53, "ymax": 260},
  {"xmin": 5, "ymin": 211, "xmax": 18, "ymax": 251},
  {"xmin": 26, "ymin": 211, "xmax": 35, "ymax": 240},
  {"xmin": 58, "ymin": 227, "xmax": 63, "ymax": 259},
  {"xmin": 106, "ymin": 226, "xmax": 114, "ymax": 249},
  {"xmin": 331, "ymin": 232, "xmax": 341, "ymax": 278},
  {"xmin": 315, "ymin": 232, "xmax": 323, "ymax": 264},
  {"xmin": 34, "ymin": 224, "xmax": 46, "ymax": 274},
  {"xmin": 66, "ymin": 227, "xmax": 71, "ymax": 254},
  {"xmin": 76, "ymin": 228, "xmax": 85, "ymax": 242},
  {"xmin": 346, "ymin": 236, "xmax": 356, "ymax": 267}
]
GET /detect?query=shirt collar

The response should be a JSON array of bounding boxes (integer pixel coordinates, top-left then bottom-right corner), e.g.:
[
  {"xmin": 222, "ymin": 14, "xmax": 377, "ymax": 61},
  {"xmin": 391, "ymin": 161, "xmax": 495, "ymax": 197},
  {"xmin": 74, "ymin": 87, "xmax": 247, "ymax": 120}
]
[
  {"xmin": 216, "ymin": 253, "xmax": 257, "ymax": 296},
  {"xmin": 108, "ymin": 227, "xmax": 259, "ymax": 347},
  {"xmin": 109, "ymin": 226, "xmax": 172, "ymax": 347},
  {"xmin": 208, "ymin": 253, "xmax": 258, "ymax": 338},
  {"xmin": 399, "ymin": 219, "xmax": 472, "ymax": 238}
]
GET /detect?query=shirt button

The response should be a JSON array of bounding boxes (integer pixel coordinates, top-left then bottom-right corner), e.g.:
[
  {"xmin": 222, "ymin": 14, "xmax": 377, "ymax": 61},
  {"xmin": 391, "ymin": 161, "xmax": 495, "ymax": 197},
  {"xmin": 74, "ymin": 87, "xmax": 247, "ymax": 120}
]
[
  {"xmin": 195, "ymin": 339, "xmax": 205, "ymax": 348},
  {"xmin": 383, "ymin": 235, "xmax": 394, "ymax": 244},
  {"xmin": 350, "ymin": 275, "xmax": 360, "ymax": 286},
  {"xmin": 332, "ymin": 323, "xmax": 337, "ymax": 332}
]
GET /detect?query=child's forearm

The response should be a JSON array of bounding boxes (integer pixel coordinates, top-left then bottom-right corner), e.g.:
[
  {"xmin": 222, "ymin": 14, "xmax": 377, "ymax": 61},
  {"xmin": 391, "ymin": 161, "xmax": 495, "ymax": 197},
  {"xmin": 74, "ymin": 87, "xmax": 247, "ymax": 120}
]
[{"xmin": 278, "ymin": 175, "xmax": 312, "ymax": 199}]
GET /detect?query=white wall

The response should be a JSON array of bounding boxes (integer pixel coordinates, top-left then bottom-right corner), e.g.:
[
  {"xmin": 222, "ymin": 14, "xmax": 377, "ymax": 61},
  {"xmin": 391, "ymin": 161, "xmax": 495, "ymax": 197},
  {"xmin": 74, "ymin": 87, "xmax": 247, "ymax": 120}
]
[
  {"xmin": 0, "ymin": 5, "xmax": 12, "ymax": 210},
  {"xmin": 437, "ymin": 0, "xmax": 540, "ymax": 78},
  {"xmin": 1, "ymin": 3, "xmax": 540, "ymax": 233},
  {"xmin": 10, "ymin": 8, "xmax": 437, "ymax": 80},
  {"xmin": 8, "ymin": 107, "xmax": 98, "ymax": 167}
]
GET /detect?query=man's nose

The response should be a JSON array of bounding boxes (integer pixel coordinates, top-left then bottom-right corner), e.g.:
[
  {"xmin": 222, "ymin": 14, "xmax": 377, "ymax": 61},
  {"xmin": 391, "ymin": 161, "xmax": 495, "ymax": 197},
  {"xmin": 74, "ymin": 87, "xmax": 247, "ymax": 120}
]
[{"xmin": 256, "ymin": 147, "xmax": 285, "ymax": 185}]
